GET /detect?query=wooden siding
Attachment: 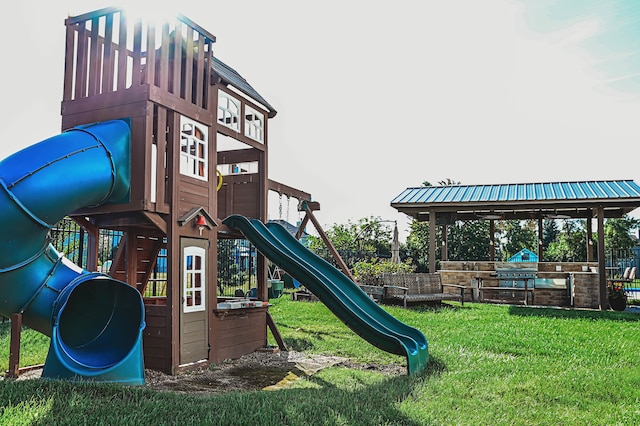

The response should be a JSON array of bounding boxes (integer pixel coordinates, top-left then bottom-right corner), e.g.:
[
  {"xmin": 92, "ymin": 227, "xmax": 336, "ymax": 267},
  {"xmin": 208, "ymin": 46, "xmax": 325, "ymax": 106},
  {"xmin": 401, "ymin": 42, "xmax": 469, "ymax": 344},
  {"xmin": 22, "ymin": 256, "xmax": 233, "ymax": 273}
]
[
  {"xmin": 143, "ymin": 304, "xmax": 172, "ymax": 373},
  {"xmin": 211, "ymin": 309, "xmax": 267, "ymax": 363},
  {"xmin": 180, "ymin": 310, "xmax": 208, "ymax": 364},
  {"xmin": 217, "ymin": 174, "xmax": 261, "ymax": 220}
]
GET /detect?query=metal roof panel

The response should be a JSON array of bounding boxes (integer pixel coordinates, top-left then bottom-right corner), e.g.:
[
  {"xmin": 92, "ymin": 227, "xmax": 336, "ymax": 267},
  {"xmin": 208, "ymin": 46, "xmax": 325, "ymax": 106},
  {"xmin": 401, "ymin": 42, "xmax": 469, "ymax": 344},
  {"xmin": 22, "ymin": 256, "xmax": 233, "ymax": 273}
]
[{"xmin": 391, "ymin": 180, "xmax": 640, "ymax": 206}]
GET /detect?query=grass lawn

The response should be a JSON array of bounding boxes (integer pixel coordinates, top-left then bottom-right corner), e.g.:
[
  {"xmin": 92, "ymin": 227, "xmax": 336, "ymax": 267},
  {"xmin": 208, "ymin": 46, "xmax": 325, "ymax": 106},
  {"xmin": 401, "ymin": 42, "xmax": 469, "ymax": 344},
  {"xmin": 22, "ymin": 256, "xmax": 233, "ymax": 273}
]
[{"xmin": 0, "ymin": 295, "xmax": 639, "ymax": 425}]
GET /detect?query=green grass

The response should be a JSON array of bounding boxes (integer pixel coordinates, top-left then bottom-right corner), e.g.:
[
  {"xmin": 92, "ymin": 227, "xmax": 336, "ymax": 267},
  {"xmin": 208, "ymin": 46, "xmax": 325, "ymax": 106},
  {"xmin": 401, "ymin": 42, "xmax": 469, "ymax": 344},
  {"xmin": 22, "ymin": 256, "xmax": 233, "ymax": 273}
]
[{"xmin": 1, "ymin": 297, "xmax": 639, "ymax": 425}]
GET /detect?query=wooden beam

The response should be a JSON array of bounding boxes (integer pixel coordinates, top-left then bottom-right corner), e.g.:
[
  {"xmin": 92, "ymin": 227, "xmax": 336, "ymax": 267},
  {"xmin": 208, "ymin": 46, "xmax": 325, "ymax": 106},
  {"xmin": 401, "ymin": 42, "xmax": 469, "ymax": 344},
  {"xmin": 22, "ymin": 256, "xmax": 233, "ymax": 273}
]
[
  {"xmin": 301, "ymin": 205, "xmax": 355, "ymax": 282},
  {"xmin": 295, "ymin": 214, "xmax": 311, "ymax": 240},
  {"xmin": 268, "ymin": 179, "xmax": 312, "ymax": 202},
  {"xmin": 7, "ymin": 313, "xmax": 22, "ymax": 379},
  {"xmin": 72, "ymin": 217, "xmax": 99, "ymax": 272},
  {"xmin": 266, "ymin": 311, "xmax": 287, "ymax": 351}
]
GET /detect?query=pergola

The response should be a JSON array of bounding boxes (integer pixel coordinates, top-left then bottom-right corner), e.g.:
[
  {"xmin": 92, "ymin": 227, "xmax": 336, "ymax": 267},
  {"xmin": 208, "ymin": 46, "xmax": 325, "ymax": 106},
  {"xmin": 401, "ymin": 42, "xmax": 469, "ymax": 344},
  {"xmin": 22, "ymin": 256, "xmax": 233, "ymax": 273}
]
[{"xmin": 391, "ymin": 180, "xmax": 640, "ymax": 309}]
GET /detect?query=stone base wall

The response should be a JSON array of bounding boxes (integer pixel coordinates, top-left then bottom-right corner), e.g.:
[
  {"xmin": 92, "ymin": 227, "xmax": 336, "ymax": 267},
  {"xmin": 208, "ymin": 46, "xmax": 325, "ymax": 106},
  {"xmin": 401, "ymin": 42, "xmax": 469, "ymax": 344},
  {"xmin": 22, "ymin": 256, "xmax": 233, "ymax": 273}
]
[{"xmin": 439, "ymin": 261, "xmax": 601, "ymax": 308}]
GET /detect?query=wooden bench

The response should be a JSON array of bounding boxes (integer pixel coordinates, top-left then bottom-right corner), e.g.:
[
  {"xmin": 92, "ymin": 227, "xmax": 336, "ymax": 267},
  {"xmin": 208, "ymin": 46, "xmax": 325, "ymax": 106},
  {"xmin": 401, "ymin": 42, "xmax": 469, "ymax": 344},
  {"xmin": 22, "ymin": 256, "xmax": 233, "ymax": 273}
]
[{"xmin": 380, "ymin": 273, "xmax": 465, "ymax": 308}]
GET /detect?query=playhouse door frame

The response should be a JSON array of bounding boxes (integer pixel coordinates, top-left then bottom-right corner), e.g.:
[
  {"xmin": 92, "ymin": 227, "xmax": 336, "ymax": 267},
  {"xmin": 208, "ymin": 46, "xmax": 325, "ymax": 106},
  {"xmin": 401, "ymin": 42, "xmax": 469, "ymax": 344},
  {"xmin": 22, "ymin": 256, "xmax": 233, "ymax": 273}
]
[{"xmin": 179, "ymin": 237, "xmax": 210, "ymax": 365}]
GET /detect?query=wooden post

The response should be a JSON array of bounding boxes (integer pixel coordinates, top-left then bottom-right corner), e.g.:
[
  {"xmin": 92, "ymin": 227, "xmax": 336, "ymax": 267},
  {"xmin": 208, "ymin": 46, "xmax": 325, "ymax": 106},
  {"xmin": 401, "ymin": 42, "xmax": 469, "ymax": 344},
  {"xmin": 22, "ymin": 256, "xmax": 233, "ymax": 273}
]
[
  {"xmin": 266, "ymin": 311, "xmax": 287, "ymax": 351},
  {"xmin": 597, "ymin": 206, "xmax": 607, "ymax": 310},
  {"xmin": 429, "ymin": 210, "xmax": 436, "ymax": 273},
  {"xmin": 6, "ymin": 313, "xmax": 22, "ymax": 379},
  {"xmin": 299, "ymin": 201, "xmax": 356, "ymax": 282},
  {"xmin": 586, "ymin": 210, "xmax": 594, "ymax": 262}
]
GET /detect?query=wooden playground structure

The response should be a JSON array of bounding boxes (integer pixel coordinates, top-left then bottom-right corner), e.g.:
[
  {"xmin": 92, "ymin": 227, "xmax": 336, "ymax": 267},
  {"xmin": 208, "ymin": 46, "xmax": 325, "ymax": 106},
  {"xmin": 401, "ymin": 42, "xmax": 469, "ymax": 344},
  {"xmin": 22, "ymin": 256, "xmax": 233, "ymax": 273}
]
[{"xmin": 6, "ymin": 7, "xmax": 327, "ymax": 376}]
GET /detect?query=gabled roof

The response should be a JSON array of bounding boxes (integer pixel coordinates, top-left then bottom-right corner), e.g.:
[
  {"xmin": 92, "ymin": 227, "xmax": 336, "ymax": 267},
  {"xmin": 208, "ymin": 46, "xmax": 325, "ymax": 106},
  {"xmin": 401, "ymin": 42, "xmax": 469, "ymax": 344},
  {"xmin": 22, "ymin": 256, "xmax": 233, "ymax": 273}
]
[
  {"xmin": 508, "ymin": 248, "xmax": 538, "ymax": 263},
  {"xmin": 391, "ymin": 180, "xmax": 640, "ymax": 221},
  {"xmin": 212, "ymin": 56, "xmax": 277, "ymax": 118}
]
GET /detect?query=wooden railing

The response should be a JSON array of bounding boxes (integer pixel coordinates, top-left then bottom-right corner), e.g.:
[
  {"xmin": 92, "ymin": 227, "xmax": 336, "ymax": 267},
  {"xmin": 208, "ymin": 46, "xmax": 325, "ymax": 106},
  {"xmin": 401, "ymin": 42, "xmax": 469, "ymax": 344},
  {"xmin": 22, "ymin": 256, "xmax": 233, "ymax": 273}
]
[{"xmin": 63, "ymin": 7, "xmax": 215, "ymax": 110}]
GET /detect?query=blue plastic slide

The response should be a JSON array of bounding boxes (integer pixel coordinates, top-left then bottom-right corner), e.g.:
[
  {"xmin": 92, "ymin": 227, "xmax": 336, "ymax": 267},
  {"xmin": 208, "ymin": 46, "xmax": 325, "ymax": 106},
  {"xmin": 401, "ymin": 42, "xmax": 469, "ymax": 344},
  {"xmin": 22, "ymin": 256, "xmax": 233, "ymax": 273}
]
[
  {"xmin": 0, "ymin": 120, "xmax": 145, "ymax": 384},
  {"xmin": 222, "ymin": 215, "xmax": 428, "ymax": 375}
]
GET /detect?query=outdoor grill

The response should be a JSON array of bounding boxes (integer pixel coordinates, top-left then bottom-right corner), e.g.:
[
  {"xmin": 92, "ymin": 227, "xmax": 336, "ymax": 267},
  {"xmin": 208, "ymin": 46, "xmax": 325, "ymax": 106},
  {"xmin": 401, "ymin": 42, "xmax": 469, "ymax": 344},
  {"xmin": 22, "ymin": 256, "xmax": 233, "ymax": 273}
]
[
  {"xmin": 496, "ymin": 268, "xmax": 537, "ymax": 288},
  {"xmin": 495, "ymin": 267, "xmax": 538, "ymax": 305}
]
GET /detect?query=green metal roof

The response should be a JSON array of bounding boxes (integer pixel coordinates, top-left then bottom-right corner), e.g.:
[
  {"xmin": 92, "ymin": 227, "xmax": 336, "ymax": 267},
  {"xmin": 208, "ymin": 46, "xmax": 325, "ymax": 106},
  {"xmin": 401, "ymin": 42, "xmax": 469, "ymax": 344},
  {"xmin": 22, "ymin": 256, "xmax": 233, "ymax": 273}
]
[{"xmin": 391, "ymin": 180, "xmax": 640, "ymax": 221}]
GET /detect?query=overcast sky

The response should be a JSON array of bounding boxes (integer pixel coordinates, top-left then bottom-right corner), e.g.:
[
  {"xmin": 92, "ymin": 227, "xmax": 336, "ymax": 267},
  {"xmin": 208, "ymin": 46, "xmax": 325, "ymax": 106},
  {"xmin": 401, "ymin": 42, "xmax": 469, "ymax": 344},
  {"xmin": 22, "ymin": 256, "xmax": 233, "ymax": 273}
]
[{"xmin": 2, "ymin": 1, "xmax": 639, "ymax": 241}]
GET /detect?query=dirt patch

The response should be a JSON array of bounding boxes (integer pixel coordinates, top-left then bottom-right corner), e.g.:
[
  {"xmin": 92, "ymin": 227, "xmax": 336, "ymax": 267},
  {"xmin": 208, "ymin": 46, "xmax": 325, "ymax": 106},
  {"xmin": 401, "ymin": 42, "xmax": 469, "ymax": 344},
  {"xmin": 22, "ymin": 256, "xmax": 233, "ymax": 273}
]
[
  {"xmin": 11, "ymin": 350, "xmax": 405, "ymax": 395},
  {"xmin": 144, "ymin": 350, "xmax": 405, "ymax": 394}
]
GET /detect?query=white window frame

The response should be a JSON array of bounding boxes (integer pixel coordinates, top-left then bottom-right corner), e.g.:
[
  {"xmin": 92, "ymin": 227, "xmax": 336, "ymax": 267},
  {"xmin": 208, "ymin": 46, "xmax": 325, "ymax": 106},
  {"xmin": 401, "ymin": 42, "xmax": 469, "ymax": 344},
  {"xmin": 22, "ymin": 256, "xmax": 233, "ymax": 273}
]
[
  {"xmin": 244, "ymin": 105, "xmax": 264, "ymax": 143},
  {"xmin": 183, "ymin": 246, "xmax": 206, "ymax": 313},
  {"xmin": 218, "ymin": 92, "xmax": 240, "ymax": 131},
  {"xmin": 179, "ymin": 116, "xmax": 208, "ymax": 181}
]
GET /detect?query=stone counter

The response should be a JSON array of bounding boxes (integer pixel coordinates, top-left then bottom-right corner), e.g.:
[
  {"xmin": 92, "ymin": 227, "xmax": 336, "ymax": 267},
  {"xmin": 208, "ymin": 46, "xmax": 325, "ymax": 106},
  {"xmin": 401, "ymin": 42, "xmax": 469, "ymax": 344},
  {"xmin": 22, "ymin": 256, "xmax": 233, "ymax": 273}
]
[{"xmin": 439, "ymin": 261, "xmax": 600, "ymax": 308}]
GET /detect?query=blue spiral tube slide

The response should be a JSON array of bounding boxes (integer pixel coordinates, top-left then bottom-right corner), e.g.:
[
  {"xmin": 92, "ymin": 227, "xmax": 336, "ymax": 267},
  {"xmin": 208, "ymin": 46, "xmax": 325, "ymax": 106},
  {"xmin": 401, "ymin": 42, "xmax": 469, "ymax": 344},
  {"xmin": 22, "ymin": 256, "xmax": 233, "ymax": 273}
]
[{"xmin": 0, "ymin": 119, "xmax": 145, "ymax": 385}]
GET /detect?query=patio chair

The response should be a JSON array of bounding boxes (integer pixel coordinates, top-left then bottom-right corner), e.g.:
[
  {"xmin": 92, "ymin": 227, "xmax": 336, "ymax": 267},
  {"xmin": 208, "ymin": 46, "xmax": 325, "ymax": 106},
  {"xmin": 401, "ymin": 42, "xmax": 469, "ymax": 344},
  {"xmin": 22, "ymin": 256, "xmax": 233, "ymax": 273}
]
[
  {"xmin": 612, "ymin": 267, "xmax": 636, "ymax": 292},
  {"xmin": 621, "ymin": 267, "xmax": 631, "ymax": 280}
]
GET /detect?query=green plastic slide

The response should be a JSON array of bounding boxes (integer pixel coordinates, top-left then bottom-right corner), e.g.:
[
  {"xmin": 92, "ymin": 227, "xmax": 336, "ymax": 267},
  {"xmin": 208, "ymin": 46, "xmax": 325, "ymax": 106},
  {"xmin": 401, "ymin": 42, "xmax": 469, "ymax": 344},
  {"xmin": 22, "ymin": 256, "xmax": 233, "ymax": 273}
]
[{"xmin": 222, "ymin": 214, "xmax": 428, "ymax": 375}]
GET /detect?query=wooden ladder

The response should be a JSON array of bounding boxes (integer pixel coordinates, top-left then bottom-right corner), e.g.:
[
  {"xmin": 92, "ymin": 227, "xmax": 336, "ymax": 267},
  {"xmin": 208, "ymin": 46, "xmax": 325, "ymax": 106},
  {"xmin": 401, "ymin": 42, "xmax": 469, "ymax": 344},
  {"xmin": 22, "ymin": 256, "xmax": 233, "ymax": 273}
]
[{"xmin": 108, "ymin": 232, "xmax": 165, "ymax": 294}]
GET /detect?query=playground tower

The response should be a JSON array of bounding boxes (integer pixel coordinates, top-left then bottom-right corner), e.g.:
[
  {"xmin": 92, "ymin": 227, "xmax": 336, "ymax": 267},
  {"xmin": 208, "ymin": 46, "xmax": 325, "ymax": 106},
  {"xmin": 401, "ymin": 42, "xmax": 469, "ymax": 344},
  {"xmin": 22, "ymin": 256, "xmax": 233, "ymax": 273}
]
[{"xmin": 60, "ymin": 7, "xmax": 309, "ymax": 374}]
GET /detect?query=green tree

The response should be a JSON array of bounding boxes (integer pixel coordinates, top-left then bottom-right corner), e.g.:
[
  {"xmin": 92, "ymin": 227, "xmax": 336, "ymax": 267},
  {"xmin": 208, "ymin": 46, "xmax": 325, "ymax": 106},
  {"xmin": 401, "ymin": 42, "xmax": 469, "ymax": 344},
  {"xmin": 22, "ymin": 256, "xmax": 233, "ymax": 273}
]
[
  {"xmin": 406, "ymin": 220, "xmax": 439, "ymax": 272},
  {"xmin": 542, "ymin": 219, "xmax": 560, "ymax": 259},
  {"xmin": 603, "ymin": 216, "xmax": 640, "ymax": 251},
  {"xmin": 307, "ymin": 216, "xmax": 395, "ymax": 267},
  {"xmin": 447, "ymin": 220, "xmax": 491, "ymax": 261},
  {"xmin": 545, "ymin": 220, "xmax": 587, "ymax": 261},
  {"xmin": 501, "ymin": 220, "xmax": 537, "ymax": 260}
]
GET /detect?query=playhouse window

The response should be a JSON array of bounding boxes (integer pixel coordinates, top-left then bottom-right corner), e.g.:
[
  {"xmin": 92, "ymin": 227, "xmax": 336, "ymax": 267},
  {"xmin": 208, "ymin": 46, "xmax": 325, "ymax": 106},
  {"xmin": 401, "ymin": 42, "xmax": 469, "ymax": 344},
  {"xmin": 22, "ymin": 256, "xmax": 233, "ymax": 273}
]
[
  {"xmin": 183, "ymin": 246, "xmax": 205, "ymax": 313},
  {"xmin": 218, "ymin": 92, "xmax": 240, "ymax": 131},
  {"xmin": 244, "ymin": 106, "xmax": 264, "ymax": 143},
  {"xmin": 180, "ymin": 116, "xmax": 208, "ymax": 181}
]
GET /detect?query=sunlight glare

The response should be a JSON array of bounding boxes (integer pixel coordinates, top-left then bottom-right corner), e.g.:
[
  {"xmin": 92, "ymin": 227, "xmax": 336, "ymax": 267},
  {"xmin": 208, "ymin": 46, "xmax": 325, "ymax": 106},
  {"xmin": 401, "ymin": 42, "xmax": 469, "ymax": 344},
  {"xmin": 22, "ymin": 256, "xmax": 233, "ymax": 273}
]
[{"xmin": 118, "ymin": 3, "xmax": 180, "ymax": 27}]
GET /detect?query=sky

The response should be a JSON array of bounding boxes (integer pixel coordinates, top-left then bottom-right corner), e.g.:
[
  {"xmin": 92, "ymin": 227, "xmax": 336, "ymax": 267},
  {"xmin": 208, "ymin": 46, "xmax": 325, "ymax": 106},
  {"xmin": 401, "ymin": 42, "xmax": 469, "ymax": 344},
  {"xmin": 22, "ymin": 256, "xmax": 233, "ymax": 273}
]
[{"xmin": 2, "ymin": 1, "xmax": 640, "ymax": 242}]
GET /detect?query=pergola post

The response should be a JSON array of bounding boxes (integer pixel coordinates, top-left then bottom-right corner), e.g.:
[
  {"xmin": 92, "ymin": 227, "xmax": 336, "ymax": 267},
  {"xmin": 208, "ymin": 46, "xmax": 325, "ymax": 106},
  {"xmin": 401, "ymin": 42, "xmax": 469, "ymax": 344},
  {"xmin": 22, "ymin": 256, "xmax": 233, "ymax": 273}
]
[
  {"xmin": 586, "ymin": 209, "xmax": 594, "ymax": 262},
  {"xmin": 429, "ymin": 209, "xmax": 436, "ymax": 273},
  {"xmin": 441, "ymin": 225, "xmax": 448, "ymax": 261},
  {"xmin": 597, "ymin": 206, "xmax": 607, "ymax": 310},
  {"xmin": 537, "ymin": 218, "xmax": 544, "ymax": 261},
  {"xmin": 489, "ymin": 220, "xmax": 495, "ymax": 261}
]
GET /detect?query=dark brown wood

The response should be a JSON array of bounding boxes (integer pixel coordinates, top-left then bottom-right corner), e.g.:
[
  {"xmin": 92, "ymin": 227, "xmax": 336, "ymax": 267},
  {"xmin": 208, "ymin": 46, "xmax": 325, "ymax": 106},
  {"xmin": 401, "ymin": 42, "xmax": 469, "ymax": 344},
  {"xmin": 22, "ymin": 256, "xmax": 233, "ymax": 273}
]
[
  {"xmin": 88, "ymin": 17, "xmax": 100, "ymax": 97},
  {"xmin": 143, "ymin": 305, "xmax": 171, "ymax": 373},
  {"xmin": 211, "ymin": 309, "xmax": 267, "ymax": 363},
  {"xmin": 266, "ymin": 312, "xmax": 287, "ymax": 351},
  {"xmin": 101, "ymin": 13, "xmax": 115, "ymax": 94},
  {"xmin": 117, "ymin": 12, "xmax": 128, "ymax": 92},
  {"xmin": 302, "ymin": 205, "xmax": 355, "ymax": 282},
  {"xmin": 6, "ymin": 313, "xmax": 22, "ymax": 379},
  {"xmin": 597, "ymin": 206, "xmax": 607, "ymax": 310},
  {"xmin": 295, "ymin": 215, "xmax": 311, "ymax": 240},
  {"xmin": 586, "ymin": 210, "xmax": 594, "ymax": 262},
  {"xmin": 429, "ymin": 209, "xmax": 436, "ymax": 273},
  {"xmin": 63, "ymin": 24, "xmax": 75, "ymax": 100},
  {"xmin": 74, "ymin": 23, "xmax": 88, "ymax": 99},
  {"xmin": 72, "ymin": 216, "xmax": 99, "ymax": 271},
  {"xmin": 268, "ymin": 179, "xmax": 312, "ymax": 201}
]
